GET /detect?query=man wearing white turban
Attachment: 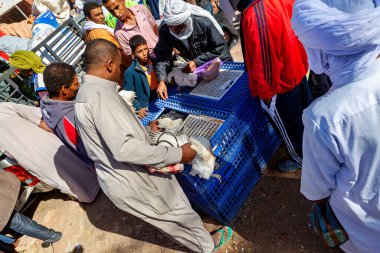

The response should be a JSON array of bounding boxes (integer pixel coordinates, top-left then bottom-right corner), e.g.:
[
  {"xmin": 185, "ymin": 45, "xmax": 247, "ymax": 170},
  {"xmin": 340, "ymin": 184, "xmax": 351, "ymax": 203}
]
[
  {"xmin": 154, "ymin": 0, "xmax": 232, "ymax": 99},
  {"xmin": 292, "ymin": 1, "xmax": 380, "ymax": 252}
]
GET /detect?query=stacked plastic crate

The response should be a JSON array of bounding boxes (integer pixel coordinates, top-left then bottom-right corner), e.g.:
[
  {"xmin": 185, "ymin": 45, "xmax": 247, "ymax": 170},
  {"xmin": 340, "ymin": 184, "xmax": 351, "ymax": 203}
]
[{"xmin": 142, "ymin": 62, "xmax": 281, "ymax": 224}]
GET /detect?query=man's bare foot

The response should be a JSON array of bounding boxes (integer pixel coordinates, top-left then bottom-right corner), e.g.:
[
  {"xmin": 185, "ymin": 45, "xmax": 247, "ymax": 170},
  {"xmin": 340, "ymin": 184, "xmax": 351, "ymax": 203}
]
[{"xmin": 211, "ymin": 226, "xmax": 233, "ymax": 252}]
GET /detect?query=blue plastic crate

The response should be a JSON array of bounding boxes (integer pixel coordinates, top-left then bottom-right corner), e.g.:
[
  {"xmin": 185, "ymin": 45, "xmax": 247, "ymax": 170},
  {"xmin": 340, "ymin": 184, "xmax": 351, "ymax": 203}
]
[
  {"xmin": 221, "ymin": 62, "xmax": 245, "ymax": 70},
  {"xmin": 138, "ymin": 62, "xmax": 282, "ymax": 223},
  {"xmin": 175, "ymin": 117, "xmax": 279, "ymax": 224},
  {"xmin": 248, "ymin": 120, "xmax": 282, "ymax": 170},
  {"xmin": 140, "ymin": 103, "xmax": 280, "ymax": 223},
  {"xmin": 177, "ymin": 140, "xmax": 262, "ymax": 224},
  {"xmin": 157, "ymin": 71, "xmax": 250, "ymax": 114},
  {"xmin": 144, "ymin": 93, "xmax": 281, "ymax": 169},
  {"xmin": 216, "ymin": 157, "xmax": 261, "ymax": 222},
  {"xmin": 141, "ymin": 101, "xmax": 165, "ymax": 126}
]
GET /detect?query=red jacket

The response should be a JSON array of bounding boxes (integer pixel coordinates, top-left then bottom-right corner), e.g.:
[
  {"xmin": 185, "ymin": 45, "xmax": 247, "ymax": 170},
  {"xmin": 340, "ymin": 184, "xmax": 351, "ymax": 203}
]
[{"xmin": 241, "ymin": 0, "xmax": 308, "ymax": 100}]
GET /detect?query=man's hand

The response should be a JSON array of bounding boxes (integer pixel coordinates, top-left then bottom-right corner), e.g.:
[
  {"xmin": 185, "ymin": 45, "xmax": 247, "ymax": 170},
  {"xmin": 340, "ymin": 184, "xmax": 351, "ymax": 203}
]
[
  {"xmin": 138, "ymin": 108, "xmax": 149, "ymax": 119},
  {"xmin": 27, "ymin": 15, "xmax": 36, "ymax": 24},
  {"xmin": 211, "ymin": 0, "xmax": 219, "ymax": 14},
  {"xmin": 180, "ymin": 143, "xmax": 197, "ymax": 163},
  {"xmin": 148, "ymin": 120, "xmax": 161, "ymax": 132},
  {"xmin": 39, "ymin": 119, "xmax": 53, "ymax": 133},
  {"xmin": 157, "ymin": 81, "xmax": 168, "ymax": 100},
  {"xmin": 182, "ymin": 60, "xmax": 197, "ymax": 73}
]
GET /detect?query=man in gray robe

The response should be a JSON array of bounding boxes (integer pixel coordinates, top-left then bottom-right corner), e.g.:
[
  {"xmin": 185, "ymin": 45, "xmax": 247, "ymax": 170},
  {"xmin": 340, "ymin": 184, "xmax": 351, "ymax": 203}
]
[
  {"xmin": 75, "ymin": 39, "xmax": 231, "ymax": 253},
  {"xmin": 0, "ymin": 102, "xmax": 99, "ymax": 203}
]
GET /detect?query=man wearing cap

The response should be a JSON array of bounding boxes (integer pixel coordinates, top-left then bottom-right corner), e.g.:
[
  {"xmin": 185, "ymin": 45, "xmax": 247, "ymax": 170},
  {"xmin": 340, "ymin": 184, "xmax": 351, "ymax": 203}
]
[{"xmin": 154, "ymin": 0, "xmax": 233, "ymax": 99}]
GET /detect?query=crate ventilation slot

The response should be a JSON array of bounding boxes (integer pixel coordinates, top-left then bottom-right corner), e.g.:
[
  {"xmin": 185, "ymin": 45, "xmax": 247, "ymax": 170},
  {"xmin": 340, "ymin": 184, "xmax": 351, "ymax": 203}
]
[
  {"xmin": 178, "ymin": 115, "xmax": 224, "ymax": 140},
  {"xmin": 189, "ymin": 70, "xmax": 244, "ymax": 100}
]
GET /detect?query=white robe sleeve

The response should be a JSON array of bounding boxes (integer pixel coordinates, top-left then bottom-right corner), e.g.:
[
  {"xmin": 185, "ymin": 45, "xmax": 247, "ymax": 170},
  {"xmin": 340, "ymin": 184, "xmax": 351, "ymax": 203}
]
[{"xmin": 301, "ymin": 112, "xmax": 343, "ymax": 201}]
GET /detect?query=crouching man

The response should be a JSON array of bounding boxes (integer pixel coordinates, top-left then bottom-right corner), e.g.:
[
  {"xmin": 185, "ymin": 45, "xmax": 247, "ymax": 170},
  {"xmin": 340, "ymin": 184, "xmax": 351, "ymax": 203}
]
[{"xmin": 75, "ymin": 39, "xmax": 232, "ymax": 253}]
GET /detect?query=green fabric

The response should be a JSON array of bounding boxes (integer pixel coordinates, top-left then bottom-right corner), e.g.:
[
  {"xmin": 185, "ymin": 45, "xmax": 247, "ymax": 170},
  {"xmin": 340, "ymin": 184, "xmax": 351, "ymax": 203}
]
[
  {"xmin": 105, "ymin": 13, "xmax": 118, "ymax": 29},
  {"xmin": 9, "ymin": 51, "xmax": 45, "ymax": 74},
  {"xmin": 104, "ymin": 0, "xmax": 148, "ymax": 29}
]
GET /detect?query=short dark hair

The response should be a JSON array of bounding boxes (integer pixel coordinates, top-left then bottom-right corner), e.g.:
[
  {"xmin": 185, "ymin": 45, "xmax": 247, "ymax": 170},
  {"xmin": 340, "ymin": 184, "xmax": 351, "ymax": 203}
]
[
  {"xmin": 83, "ymin": 2, "xmax": 101, "ymax": 18},
  {"xmin": 129, "ymin": 35, "xmax": 147, "ymax": 54},
  {"xmin": 102, "ymin": 0, "xmax": 111, "ymax": 4},
  {"xmin": 43, "ymin": 63, "xmax": 76, "ymax": 98},
  {"xmin": 84, "ymin": 39, "xmax": 119, "ymax": 67}
]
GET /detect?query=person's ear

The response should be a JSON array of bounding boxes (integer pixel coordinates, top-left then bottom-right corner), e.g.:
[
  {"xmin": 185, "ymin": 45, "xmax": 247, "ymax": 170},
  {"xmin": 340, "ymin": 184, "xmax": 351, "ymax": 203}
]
[
  {"xmin": 61, "ymin": 85, "xmax": 68, "ymax": 96},
  {"xmin": 106, "ymin": 59, "xmax": 114, "ymax": 73}
]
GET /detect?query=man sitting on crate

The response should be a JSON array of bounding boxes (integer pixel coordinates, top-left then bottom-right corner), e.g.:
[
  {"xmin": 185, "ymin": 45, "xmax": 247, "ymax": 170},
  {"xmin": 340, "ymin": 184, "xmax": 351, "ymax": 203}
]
[
  {"xmin": 154, "ymin": 0, "xmax": 233, "ymax": 100},
  {"xmin": 74, "ymin": 39, "xmax": 233, "ymax": 253},
  {"xmin": 0, "ymin": 102, "xmax": 99, "ymax": 203},
  {"xmin": 39, "ymin": 62, "xmax": 94, "ymax": 170}
]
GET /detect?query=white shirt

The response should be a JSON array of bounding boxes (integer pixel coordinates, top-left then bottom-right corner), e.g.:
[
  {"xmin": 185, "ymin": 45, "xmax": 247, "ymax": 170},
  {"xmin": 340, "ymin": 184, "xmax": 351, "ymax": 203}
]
[{"xmin": 301, "ymin": 60, "xmax": 380, "ymax": 253}]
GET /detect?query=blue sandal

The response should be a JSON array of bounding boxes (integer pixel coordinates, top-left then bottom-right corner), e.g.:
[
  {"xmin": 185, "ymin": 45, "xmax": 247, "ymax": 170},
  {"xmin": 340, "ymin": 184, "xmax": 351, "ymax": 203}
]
[{"xmin": 212, "ymin": 226, "xmax": 233, "ymax": 252}]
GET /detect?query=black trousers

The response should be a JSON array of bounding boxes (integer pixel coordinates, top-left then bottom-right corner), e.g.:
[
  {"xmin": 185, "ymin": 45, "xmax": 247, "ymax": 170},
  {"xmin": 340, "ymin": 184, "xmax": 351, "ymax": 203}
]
[{"xmin": 261, "ymin": 77, "xmax": 312, "ymax": 164}]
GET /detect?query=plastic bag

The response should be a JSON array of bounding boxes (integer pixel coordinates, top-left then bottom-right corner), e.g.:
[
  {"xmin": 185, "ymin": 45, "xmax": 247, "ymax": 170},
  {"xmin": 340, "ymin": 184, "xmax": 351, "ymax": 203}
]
[
  {"xmin": 194, "ymin": 57, "xmax": 222, "ymax": 81},
  {"xmin": 31, "ymin": 10, "xmax": 59, "ymax": 48}
]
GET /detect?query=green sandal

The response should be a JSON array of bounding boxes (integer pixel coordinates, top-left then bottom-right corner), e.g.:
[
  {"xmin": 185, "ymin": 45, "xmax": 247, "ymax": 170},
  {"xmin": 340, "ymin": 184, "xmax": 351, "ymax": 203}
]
[{"xmin": 212, "ymin": 226, "xmax": 233, "ymax": 252}]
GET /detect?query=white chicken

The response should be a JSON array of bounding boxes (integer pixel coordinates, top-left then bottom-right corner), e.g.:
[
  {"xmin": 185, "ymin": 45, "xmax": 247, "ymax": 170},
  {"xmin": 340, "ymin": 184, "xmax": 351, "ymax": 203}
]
[
  {"xmin": 118, "ymin": 90, "xmax": 136, "ymax": 111},
  {"xmin": 148, "ymin": 117, "xmax": 220, "ymax": 180},
  {"xmin": 157, "ymin": 118, "xmax": 184, "ymax": 133},
  {"xmin": 189, "ymin": 136, "xmax": 220, "ymax": 180}
]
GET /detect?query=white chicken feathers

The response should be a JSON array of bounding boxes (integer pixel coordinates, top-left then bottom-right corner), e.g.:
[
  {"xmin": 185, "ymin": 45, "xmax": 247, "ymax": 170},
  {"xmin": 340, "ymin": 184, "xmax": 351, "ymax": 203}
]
[
  {"xmin": 157, "ymin": 118, "xmax": 184, "ymax": 133},
  {"xmin": 149, "ymin": 116, "xmax": 220, "ymax": 180},
  {"xmin": 189, "ymin": 136, "xmax": 217, "ymax": 180},
  {"xmin": 119, "ymin": 90, "xmax": 136, "ymax": 110}
]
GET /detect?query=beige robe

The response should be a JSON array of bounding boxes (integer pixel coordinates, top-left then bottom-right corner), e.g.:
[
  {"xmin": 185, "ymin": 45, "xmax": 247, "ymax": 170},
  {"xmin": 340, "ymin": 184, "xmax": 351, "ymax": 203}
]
[
  {"xmin": 75, "ymin": 75, "xmax": 214, "ymax": 253},
  {"xmin": 0, "ymin": 102, "xmax": 99, "ymax": 203},
  {"xmin": 0, "ymin": 171, "xmax": 20, "ymax": 231}
]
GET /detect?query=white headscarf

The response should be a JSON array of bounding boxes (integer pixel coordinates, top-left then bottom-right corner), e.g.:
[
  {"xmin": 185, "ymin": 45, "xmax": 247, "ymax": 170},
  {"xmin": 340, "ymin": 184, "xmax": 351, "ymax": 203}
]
[
  {"xmin": 83, "ymin": 20, "xmax": 115, "ymax": 35},
  {"xmin": 292, "ymin": 0, "xmax": 380, "ymax": 86},
  {"xmin": 163, "ymin": 0, "xmax": 224, "ymax": 38}
]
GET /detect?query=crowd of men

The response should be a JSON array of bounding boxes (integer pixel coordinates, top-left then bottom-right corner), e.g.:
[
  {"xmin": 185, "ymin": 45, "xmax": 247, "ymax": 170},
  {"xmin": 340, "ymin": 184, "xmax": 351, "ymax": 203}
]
[{"xmin": 0, "ymin": 0, "xmax": 379, "ymax": 252}]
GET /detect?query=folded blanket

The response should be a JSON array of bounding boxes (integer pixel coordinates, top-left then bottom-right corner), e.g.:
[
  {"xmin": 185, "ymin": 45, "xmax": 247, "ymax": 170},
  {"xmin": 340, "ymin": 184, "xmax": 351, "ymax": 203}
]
[
  {"xmin": 0, "ymin": 36, "xmax": 32, "ymax": 55},
  {"xmin": 0, "ymin": 20, "xmax": 32, "ymax": 39}
]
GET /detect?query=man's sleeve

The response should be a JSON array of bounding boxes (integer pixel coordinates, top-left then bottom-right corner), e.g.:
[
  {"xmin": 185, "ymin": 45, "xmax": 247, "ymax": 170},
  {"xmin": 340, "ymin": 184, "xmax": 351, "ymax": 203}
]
[
  {"xmin": 0, "ymin": 102, "xmax": 41, "ymax": 126},
  {"xmin": 92, "ymin": 90, "xmax": 182, "ymax": 167},
  {"xmin": 139, "ymin": 4, "xmax": 157, "ymax": 30},
  {"xmin": 193, "ymin": 19, "xmax": 232, "ymax": 66},
  {"xmin": 154, "ymin": 26, "xmax": 173, "ymax": 83},
  {"xmin": 115, "ymin": 30, "xmax": 132, "ymax": 55},
  {"xmin": 301, "ymin": 113, "xmax": 343, "ymax": 201}
]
